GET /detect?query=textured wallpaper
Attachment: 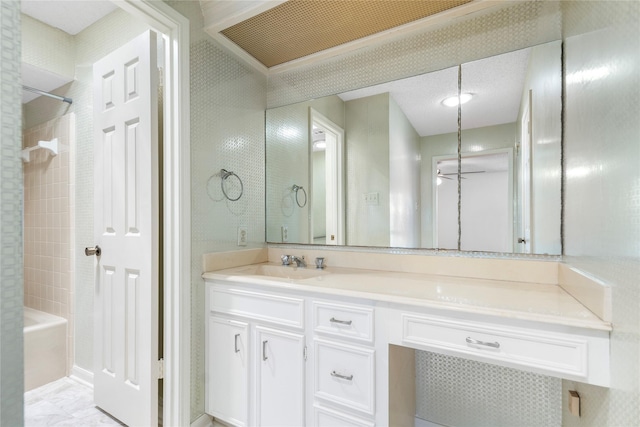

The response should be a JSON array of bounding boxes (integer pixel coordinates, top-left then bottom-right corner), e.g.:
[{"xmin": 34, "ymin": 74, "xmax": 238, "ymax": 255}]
[
  {"xmin": 21, "ymin": 14, "xmax": 74, "ymax": 80},
  {"xmin": 266, "ymin": 95, "xmax": 345, "ymax": 245},
  {"xmin": 267, "ymin": 1, "xmax": 562, "ymax": 108},
  {"xmin": 416, "ymin": 351, "xmax": 561, "ymax": 426},
  {"xmin": 561, "ymin": 1, "xmax": 640, "ymax": 426},
  {"xmin": 0, "ymin": 1, "xmax": 24, "ymax": 425},
  {"xmin": 188, "ymin": 36, "xmax": 267, "ymax": 421},
  {"xmin": 164, "ymin": 1, "xmax": 268, "ymax": 420}
]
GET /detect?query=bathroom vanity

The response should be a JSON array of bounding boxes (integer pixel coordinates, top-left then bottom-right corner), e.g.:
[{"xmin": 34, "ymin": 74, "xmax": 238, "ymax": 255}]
[{"xmin": 202, "ymin": 253, "xmax": 610, "ymax": 427}]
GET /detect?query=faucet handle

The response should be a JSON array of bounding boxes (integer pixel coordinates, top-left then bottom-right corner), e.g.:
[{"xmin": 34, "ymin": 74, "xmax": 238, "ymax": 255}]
[
  {"xmin": 315, "ymin": 257, "xmax": 325, "ymax": 269},
  {"xmin": 281, "ymin": 255, "xmax": 291, "ymax": 265}
]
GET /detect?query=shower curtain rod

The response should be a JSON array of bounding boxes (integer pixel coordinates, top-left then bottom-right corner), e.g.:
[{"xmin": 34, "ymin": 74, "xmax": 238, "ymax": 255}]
[{"xmin": 22, "ymin": 85, "xmax": 73, "ymax": 104}]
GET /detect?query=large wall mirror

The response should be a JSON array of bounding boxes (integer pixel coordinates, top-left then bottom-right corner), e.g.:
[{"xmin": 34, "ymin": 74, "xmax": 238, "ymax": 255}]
[{"xmin": 266, "ymin": 40, "xmax": 562, "ymax": 255}]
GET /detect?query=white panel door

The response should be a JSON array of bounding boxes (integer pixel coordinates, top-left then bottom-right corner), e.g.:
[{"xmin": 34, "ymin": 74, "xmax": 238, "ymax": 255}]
[
  {"xmin": 255, "ymin": 326, "xmax": 305, "ymax": 427},
  {"xmin": 92, "ymin": 30, "xmax": 159, "ymax": 427},
  {"xmin": 206, "ymin": 316, "xmax": 249, "ymax": 426}
]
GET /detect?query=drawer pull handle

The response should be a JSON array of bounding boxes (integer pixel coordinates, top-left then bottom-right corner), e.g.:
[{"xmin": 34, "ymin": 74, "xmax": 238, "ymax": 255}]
[
  {"xmin": 331, "ymin": 370, "xmax": 353, "ymax": 381},
  {"xmin": 262, "ymin": 340, "xmax": 268, "ymax": 361},
  {"xmin": 234, "ymin": 334, "xmax": 240, "ymax": 353},
  {"xmin": 466, "ymin": 337, "xmax": 500, "ymax": 349},
  {"xmin": 329, "ymin": 317, "xmax": 353, "ymax": 326}
]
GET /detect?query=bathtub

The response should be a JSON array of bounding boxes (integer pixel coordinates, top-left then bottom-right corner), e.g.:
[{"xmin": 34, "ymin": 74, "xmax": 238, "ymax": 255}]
[{"xmin": 24, "ymin": 307, "xmax": 68, "ymax": 391}]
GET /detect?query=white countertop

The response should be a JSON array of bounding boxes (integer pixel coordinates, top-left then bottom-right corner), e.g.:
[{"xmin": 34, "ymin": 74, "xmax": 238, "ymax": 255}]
[{"xmin": 203, "ymin": 263, "xmax": 612, "ymax": 332}]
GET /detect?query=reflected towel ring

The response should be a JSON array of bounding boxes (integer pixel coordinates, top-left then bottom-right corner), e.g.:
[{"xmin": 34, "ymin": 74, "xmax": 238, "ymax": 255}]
[
  {"xmin": 292, "ymin": 184, "xmax": 307, "ymax": 208},
  {"xmin": 221, "ymin": 169, "xmax": 243, "ymax": 201}
]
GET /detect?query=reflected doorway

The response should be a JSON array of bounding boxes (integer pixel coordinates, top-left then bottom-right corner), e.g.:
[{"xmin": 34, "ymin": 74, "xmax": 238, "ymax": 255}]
[
  {"xmin": 434, "ymin": 149, "xmax": 513, "ymax": 252},
  {"xmin": 517, "ymin": 90, "xmax": 532, "ymax": 253},
  {"xmin": 310, "ymin": 109, "xmax": 345, "ymax": 245}
]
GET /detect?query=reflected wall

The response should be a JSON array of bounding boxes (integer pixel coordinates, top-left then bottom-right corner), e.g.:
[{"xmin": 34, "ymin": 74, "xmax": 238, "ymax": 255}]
[{"xmin": 266, "ymin": 42, "xmax": 562, "ymax": 254}]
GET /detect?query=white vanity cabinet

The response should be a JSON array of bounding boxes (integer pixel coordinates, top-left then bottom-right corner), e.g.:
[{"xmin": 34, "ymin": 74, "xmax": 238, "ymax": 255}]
[
  {"xmin": 386, "ymin": 307, "xmax": 610, "ymax": 387},
  {"xmin": 204, "ymin": 267, "xmax": 611, "ymax": 427},
  {"xmin": 205, "ymin": 281, "xmax": 307, "ymax": 426},
  {"xmin": 206, "ymin": 316, "xmax": 249, "ymax": 426},
  {"xmin": 311, "ymin": 300, "xmax": 376, "ymax": 426},
  {"xmin": 255, "ymin": 326, "xmax": 305, "ymax": 426}
]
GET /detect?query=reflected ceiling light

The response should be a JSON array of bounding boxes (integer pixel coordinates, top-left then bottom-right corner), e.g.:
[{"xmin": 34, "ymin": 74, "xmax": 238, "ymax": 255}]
[
  {"xmin": 313, "ymin": 141, "xmax": 326, "ymax": 151},
  {"xmin": 442, "ymin": 93, "xmax": 473, "ymax": 107}
]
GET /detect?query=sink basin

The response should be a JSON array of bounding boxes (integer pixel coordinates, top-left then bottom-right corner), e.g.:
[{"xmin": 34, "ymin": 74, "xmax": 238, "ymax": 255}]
[{"xmin": 236, "ymin": 264, "xmax": 331, "ymax": 280}]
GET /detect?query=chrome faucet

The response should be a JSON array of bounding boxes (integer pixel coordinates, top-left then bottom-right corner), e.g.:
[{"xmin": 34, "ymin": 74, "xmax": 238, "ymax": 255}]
[
  {"xmin": 281, "ymin": 254, "xmax": 292, "ymax": 265},
  {"xmin": 290, "ymin": 255, "xmax": 307, "ymax": 268}
]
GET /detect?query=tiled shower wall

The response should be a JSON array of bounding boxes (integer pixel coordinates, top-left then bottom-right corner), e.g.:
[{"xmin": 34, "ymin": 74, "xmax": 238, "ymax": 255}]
[
  {"xmin": 0, "ymin": 0, "xmax": 24, "ymax": 424},
  {"xmin": 23, "ymin": 113, "xmax": 75, "ymax": 373},
  {"xmin": 561, "ymin": 1, "xmax": 640, "ymax": 426}
]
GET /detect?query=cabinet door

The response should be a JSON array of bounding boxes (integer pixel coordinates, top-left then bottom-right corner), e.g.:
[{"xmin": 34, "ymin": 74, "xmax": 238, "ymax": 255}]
[
  {"xmin": 206, "ymin": 316, "xmax": 249, "ymax": 426},
  {"xmin": 255, "ymin": 326, "xmax": 305, "ymax": 426}
]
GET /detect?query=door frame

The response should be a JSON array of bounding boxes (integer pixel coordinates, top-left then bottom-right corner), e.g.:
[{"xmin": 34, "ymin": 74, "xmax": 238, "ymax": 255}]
[
  {"xmin": 308, "ymin": 108, "xmax": 345, "ymax": 245},
  {"xmin": 432, "ymin": 148, "xmax": 514, "ymax": 251},
  {"xmin": 115, "ymin": 2, "xmax": 190, "ymax": 426},
  {"xmin": 518, "ymin": 89, "xmax": 533, "ymax": 253}
]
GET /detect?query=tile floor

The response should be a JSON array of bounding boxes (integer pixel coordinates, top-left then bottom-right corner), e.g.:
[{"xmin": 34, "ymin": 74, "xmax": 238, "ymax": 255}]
[{"xmin": 24, "ymin": 377, "xmax": 124, "ymax": 426}]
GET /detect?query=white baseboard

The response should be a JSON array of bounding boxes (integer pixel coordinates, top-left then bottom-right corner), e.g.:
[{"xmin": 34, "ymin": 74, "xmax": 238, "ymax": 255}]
[
  {"xmin": 415, "ymin": 417, "xmax": 446, "ymax": 427},
  {"xmin": 69, "ymin": 365, "xmax": 94, "ymax": 388},
  {"xmin": 191, "ymin": 413, "xmax": 214, "ymax": 427}
]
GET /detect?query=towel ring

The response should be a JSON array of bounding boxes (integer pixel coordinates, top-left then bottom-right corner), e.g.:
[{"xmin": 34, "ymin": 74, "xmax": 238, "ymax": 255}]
[
  {"xmin": 292, "ymin": 184, "xmax": 307, "ymax": 208},
  {"xmin": 220, "ymin": 169, "xmax": 243, "ymax": 201}
]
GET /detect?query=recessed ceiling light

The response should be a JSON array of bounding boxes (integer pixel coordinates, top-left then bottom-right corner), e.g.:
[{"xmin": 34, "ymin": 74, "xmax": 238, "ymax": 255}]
[{"xmin": 442, "ymin": 93, "xmax": 473, "ymax": 107}]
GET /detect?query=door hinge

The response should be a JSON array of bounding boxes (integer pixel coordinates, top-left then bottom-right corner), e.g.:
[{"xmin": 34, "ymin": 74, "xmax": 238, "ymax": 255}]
[
  {"xmin": 157, "ymin": 358, "xmax": 164, "ymax": 380},
  {"xmin": 303, "ymin": 345, "xmax": 308, "ymax": 361}
]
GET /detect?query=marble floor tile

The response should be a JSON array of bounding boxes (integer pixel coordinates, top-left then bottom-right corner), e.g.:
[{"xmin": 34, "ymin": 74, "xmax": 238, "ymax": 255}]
[{"xmin": 24, "ymin": 377, "xmax": 124, "ymax": 427}]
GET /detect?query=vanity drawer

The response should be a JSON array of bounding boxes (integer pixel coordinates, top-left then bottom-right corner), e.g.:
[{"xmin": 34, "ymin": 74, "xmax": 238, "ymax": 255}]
[
  {"xmin": 401, "ymin": 314, "xmax": 588, "ymax": 378},
  {"xmin": 208, "ymin": 284, "xmax": 304, "ymax": 329},
  {"xmin": 313, "ymin": 404, "xmax": 374, "ymax": 427},
  {"xmin": 313, "ymin": 301, "xmax": 374, "ymax": 343},
  {"xmin": 314, "ymin": 338, "xmax": 375, "ymax": 415}
]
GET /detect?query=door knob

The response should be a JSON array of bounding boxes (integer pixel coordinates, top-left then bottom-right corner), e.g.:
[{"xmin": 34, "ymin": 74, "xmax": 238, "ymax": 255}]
[{"xmin": 85, "ymin": 245, "xmax": 102, "ymax": 256}]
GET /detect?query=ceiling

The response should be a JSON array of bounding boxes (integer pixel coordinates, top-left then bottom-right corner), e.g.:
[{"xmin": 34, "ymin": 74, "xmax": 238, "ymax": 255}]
[
  {"xmin": 20, "ymin": 0, "xmax": 528, "ymax": 134},
  {"xmin": 21, "ymin": 0, "xmax": 117, "ymax": 35},
  {"xmin": 200, "ymin": 0, "xmax": 499, "ymax": 73},
  {"xmin": 338, "ymin": 47, "xmax": 531, "ymax": 137},
  {"xmin": 220, "ymin": 0, "xmax": 473, "ymax": 68},
  {"xmin": 21, "ymin": 0, "xmax": 117, "ymax": 103}
]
